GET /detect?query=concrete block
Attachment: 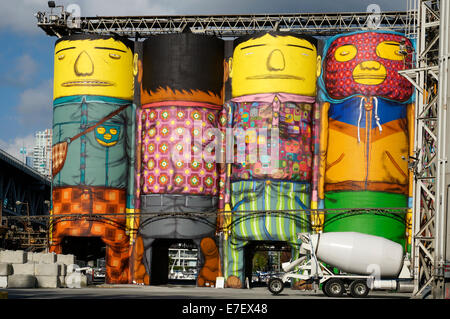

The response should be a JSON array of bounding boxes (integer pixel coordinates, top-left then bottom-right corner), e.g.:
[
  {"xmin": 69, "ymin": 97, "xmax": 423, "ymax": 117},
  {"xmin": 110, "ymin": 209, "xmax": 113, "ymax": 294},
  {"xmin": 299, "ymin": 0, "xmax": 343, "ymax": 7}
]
[
  {"xmin": 0, "ymin": 263, "xmax": 12, "ymax": 276},
  {"xmin": 35, "ymin": 263, "xmax": 59, "ymax": 276},
  {"xmin": 7, "ymin": 275, "xmax": 36, "ymax": 288},
  {"xmin": 27, "ymin": 252, "xmax": 35, "ymax": 263},
  {"xmin": 33, "ymin": 252, "xmax": 56, "ymax": 264},
  {"xmin": 57, "ymin": 263, "xmax": 67, "ymax": 276},
  {"xmin": 36, "ymin": 276, "xmax": 60, "ymax": 288},
  {"xmin": 0, "ymin": 276, "xmax": 7, "ymax": 288},
  {"xmin": 12, "ymin": 263, "xmax": 35, "ymax": 275},
  {"xmin": 56, "ymin": 254, "xmax": 75, "ymax": 265},
  {"xmin": 65, "ymin": 273, "xmax": 87, "ymax": 288},
  {"xmin": 0, "ymin": 250, "xmax": 27, "ymax": 264},
  {"xmin": 59, "ymin": 276, "xmax": 66, "ymax": 288}
]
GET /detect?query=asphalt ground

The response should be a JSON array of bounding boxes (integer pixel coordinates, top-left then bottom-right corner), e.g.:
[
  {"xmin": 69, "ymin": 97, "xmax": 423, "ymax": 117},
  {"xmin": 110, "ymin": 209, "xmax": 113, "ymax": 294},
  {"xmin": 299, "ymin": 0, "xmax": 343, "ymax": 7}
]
[
  {"xmin": 1, "ymin": 284, "xmax": 413, "ymax": 299},
  {"xmin": 0, "ymin": 284, "xmax": 443, "ymax": 318}
]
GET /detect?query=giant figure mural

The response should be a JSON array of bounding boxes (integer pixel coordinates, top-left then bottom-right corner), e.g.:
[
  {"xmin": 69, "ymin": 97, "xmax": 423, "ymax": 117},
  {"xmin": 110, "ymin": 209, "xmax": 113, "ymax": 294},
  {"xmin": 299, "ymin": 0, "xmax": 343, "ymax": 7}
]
[
  {"xmin": 222, "ymin": 32, "xmax": 321, "ymax": 288},
  {"xmin": 318, "ymin": 31, "xmax": 415, "ymax": 250},
  {"xmin": 50, "ymin": 34, "xmax": 136, "ymax": 283},
  {"xmin": 134, "ymin": 34, "xmax": 226, "ymax": 286}
]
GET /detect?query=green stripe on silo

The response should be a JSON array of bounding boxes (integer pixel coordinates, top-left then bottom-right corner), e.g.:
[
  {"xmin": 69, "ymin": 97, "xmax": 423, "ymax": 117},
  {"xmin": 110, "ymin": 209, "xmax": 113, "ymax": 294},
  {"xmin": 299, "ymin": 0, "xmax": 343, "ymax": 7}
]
[{"xmin": 324, "ymin": 190, "xmax": 407, "ymax": 248}]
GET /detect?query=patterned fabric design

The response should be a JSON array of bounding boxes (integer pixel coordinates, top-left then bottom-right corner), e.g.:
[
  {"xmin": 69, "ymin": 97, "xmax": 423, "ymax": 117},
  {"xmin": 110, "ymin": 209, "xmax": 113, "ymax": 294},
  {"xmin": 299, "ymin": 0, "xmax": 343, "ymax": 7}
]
[
  {"xmin": 52, "ymin": 95, "xmax": 132, "ymax": 188},
  {"xmin": 323, "ymin": 32, "xmax": 414, "ymax": 102},
  {"xmin": 325, "ymin": 97, "xmax": 410, "ymax": 192},
  {"xmin": 226, "ymin": 98, "xmax": 315, "ymax": 182},
  {"xmin": 50, "ymin": 186, "xmax": 129, "ymax": 284},
  {"xmin": 140, "ymin": 105, "xmax": 227, "ymax": 198},
  {"xmin": 230, "ymin": 180, "xmax": 310, "ymax": 241},
  {"xmin": 52, "ymin": 140, "xmax": 68, "ymax": 177}
]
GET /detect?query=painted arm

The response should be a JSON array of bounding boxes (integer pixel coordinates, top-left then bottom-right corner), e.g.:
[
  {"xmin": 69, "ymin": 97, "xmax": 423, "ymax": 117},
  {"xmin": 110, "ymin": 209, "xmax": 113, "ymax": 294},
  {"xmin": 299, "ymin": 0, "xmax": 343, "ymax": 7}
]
[
  {"xmin": 217, "ymin": 105, "xmax": 229, "ymax": 211},
  {"xmin": 218, "ymin": 102, "xmax": 233, "ymax": 238},
  {"xmin": 314, "ymin": 102, "xmax": 330, "ymax": 232},
  {"xmin": 407, "ymin": 102, "xmax": 415, "ymax": 208},
  {"xmin": 406, "ymin": 102, "xmax": 415, "ymax": 247},
  {"xmin": 311, "ymin": 101, "xmax": 320, "ymax": 209}
]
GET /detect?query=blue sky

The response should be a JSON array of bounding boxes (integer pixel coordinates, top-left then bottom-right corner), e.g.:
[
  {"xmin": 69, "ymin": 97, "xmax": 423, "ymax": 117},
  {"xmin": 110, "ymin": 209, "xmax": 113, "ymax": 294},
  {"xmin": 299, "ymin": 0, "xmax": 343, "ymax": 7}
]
[{"xmin": 0, "ymin": 0, "xmax": 406, "ymax": 160}]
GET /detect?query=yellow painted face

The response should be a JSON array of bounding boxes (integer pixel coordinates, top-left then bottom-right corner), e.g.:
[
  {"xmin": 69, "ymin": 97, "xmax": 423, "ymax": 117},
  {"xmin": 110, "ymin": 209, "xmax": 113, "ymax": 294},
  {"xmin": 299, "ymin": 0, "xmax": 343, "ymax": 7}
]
[
  {"xmin": 352, "ymin": 60, "xmax": 387, "ymax": 85},
  {"xmin": 230, "ymin": 33, "xmax": 321, "ymax": 97},
  {"xmin": 54, "ymin": 38, "xmax": 134, "ymax": 100}
]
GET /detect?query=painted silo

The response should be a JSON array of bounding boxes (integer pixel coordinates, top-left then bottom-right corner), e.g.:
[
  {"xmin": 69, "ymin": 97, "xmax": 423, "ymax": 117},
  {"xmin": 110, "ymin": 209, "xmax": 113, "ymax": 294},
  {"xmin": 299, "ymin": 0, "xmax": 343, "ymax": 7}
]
[
  {"xmin": 318, "ymin": 31, "xmax": 415, "ymax": 250},
  {"xmin": 222, "ymin": 31, "xmax": 321, "ymax": 288},
  {"xmin": 135, "ymin": 33, "xmax": 226, "ymax": 286},
  {"xmin": 50, "ymin": 34, "xmax": 135, "ymax": 284}
]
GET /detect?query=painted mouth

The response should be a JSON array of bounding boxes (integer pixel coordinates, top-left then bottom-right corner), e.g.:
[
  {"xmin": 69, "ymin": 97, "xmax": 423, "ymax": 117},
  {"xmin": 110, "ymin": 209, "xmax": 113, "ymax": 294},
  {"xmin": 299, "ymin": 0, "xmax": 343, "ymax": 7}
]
[
  {"xmin": 353, "ymin": 75, "xmax": 386, "ymax": 79},
  {"xmin": 246, "ymin": 75, "xmax": 305, "ymax": 80},
  {"xmin": 62, "ymin": 80, "xmax": 114, "ymax": 87}
]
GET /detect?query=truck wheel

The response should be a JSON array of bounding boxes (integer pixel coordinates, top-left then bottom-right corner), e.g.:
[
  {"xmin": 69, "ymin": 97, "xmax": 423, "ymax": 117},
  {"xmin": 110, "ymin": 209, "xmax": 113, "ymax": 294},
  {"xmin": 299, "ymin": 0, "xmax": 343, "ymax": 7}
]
[
  {"xmin": 349, "ymin": 280, "xmax": 369, "ymax": 298},
  {"xmin": 268, "ymin": 278, "xmax": 284, "ymax": 295},
  {"xmin": 324, "ymin": 279, "xmax": 345, "ymax": 297}
]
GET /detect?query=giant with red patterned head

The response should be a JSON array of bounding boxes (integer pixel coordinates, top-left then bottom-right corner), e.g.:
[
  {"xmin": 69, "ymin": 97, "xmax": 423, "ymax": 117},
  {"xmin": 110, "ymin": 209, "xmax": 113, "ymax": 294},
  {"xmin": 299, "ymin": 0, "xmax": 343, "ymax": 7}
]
[
  {"xmin": 322, "ymin": 31, "xmax": 414, "ymax": 102},
  {"xmin": 318, "ymin": 30, "xmax": 415, "ymax": 251}
]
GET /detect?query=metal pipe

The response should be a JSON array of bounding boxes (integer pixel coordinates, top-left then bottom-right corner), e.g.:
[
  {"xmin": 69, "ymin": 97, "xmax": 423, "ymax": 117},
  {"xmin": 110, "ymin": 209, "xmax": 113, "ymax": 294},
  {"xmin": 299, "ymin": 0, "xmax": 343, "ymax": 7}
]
[{"xmin": 434, "ymin": 0, "xmax": 449, "ymax": 299}]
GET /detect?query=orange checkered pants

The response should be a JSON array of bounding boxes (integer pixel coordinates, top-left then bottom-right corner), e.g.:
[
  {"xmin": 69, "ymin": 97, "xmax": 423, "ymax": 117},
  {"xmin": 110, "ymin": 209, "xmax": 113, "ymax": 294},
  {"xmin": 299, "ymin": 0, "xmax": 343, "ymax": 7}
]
[{"xmin": 49, "ymin": 187, "xmax": 130, "ymax": 284}]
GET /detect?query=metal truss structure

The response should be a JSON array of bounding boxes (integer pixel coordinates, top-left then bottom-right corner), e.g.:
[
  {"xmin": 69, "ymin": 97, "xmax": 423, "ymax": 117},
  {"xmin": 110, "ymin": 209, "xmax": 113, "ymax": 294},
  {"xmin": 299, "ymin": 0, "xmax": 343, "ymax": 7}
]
[
  {"xmin": 35, "ymin": 8, "xmax": 412, "ymax": 38},
  {"xmin": 399, "ymin": 0, "xmax": 447, "ymax": 299}
]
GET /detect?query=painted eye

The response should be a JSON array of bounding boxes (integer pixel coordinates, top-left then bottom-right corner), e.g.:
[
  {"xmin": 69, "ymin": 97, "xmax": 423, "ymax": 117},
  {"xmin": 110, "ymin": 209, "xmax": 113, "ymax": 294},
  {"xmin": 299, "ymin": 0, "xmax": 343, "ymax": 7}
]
[
  {"xmin": 57, "ymin": 54, "xmax": 65, "ymax": 60},
  {"xmin": 109, "ymin": 53, "xmax": 121, "ymax": 59},
  {"xmin": 97, "ymin": 127, "xmax": 106, "ymax": 134},
  {"xmin": 376, "ymin": 41, "xmax": 405, "ymax": 61},
  {"xmin": 334, "ymin": 45, "xmax": 357, "ymax": 62},
  {"xmin": 109, "ymin": 128, "xmax": 118, "ymax": 135}
]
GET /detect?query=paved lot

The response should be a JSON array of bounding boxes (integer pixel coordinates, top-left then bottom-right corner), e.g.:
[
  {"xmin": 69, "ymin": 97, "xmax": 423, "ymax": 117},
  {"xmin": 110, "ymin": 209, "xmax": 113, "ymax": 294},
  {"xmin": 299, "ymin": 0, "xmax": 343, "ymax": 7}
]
[
  {"xmin": 1, "ymin": 284, "xmax": 412, "ymax": 299},
  {"xmin": 0, "ymin": 284, "xmax": 430, "ymax": 319}
]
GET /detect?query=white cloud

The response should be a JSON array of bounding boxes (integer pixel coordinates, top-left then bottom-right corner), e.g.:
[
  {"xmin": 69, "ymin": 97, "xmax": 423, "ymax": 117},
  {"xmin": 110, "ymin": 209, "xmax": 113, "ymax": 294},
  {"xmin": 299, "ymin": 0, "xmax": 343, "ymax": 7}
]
[
  {"xmin": 16, "ymin": 54, "xmax": 39, "ymax": 84},
  {"xmin": 0, "ymin": 54, "xmax": 39, "ymax": 86},
  {"xmin": 0, "ymin": 133, "xmax": 36, "ymax": 162},
  {"xmin": 16, "ymin": 79, "xmax": 53, "ymax": 130}
]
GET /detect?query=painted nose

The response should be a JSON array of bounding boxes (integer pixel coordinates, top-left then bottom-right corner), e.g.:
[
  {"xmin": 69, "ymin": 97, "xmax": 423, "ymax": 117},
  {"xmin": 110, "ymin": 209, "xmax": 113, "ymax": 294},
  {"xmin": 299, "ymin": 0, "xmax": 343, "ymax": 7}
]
[
  {"xmin": 74, "ymin": 51, "xmax": 94, "ymax": 76},
  {"xmin": 359, "ymin": 60, "xmax": 382, "ymax": 70},
  {"xmin": 267, "ymin": 49, "xmax": 285, "ymax": 71}
]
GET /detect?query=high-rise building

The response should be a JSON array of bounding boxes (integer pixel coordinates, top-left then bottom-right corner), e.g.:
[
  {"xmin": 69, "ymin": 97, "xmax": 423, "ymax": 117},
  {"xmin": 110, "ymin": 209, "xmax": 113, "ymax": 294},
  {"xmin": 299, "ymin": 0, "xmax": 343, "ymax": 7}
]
[
  {"xmin": 25, "ymin": 156, "xmax": 34, "ymax": 168},
  {"xmin": 33, "ymin": 129, "xmax": 52, "ymax": 178}
]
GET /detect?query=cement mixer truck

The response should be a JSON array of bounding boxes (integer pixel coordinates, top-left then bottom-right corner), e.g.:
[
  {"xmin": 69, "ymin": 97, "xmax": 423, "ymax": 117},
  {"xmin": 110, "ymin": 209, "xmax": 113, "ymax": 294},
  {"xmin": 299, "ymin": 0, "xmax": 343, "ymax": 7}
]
[{"xmin": 267, "ymin": 232, "xmax": 414, "ymax": 297}]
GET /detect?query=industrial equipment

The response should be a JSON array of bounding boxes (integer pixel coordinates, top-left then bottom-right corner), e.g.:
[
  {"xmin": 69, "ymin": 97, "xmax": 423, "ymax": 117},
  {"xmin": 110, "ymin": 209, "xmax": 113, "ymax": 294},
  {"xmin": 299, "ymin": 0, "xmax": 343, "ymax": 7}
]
[{"xmin": 268, "ymin": 232, "xmax": 414, "ymax": 297}]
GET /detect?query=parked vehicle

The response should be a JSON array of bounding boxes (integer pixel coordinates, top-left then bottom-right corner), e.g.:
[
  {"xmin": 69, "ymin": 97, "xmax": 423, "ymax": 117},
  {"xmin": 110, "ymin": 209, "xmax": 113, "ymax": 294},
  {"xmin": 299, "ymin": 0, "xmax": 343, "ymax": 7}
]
[{"xmin": 268, "ymin": 232, "xmax": 414, "ymax": 297}]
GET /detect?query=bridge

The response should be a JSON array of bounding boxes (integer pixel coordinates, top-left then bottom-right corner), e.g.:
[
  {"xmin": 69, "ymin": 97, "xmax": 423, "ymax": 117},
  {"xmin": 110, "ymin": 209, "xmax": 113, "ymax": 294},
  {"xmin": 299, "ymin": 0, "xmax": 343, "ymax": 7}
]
[{"xmin": 0, "ymin": 148, "xmax": 51, "ymax": 250}]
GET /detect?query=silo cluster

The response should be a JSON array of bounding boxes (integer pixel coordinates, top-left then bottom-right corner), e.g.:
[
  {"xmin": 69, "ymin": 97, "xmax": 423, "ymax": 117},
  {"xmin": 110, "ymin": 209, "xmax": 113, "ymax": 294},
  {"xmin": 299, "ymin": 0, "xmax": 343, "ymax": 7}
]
[{"xmin": 49, "ymin": 29, "xmax": 415, "ymax": 286}]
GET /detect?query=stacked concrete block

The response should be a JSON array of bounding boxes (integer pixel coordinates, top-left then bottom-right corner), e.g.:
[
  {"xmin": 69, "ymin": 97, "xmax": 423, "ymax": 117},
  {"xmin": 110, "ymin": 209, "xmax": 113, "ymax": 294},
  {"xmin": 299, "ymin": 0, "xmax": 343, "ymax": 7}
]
[
  {"xmin": 0, "ymin": 249, "xmax": 77, "ymax": 288},
  {"xmin": 57, "ymin": 254, "xmax": 75, "ymax": 265},
  {"xmin": 0, "ymin": 250, "xmax": 27, "ymax": 264},
  {"xmin": 0, "ymin": 263, "xmax": 12, "ymax": 288},
  {"xmin": 35, "ymin": 263, "xmax": 60, "ymax": 288},
  {"xmin": 7, "ymin": 275, "xmax": 36, "ymax": 288},
  {"xmin": 12, "ymin": 263, "xmax": 35, "ymax": 275}
]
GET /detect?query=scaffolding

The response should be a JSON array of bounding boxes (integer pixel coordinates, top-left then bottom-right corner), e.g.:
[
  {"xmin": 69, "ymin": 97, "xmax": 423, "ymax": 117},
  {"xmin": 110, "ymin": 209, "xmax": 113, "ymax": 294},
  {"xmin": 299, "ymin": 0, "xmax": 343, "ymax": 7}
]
[
  {"xmin": 35, "ymin": 9, "xmax": 411, "ymax": 38},
  {"xmin": 399, "ymin": 0, "xmax": 447, "ymax": 299}
]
